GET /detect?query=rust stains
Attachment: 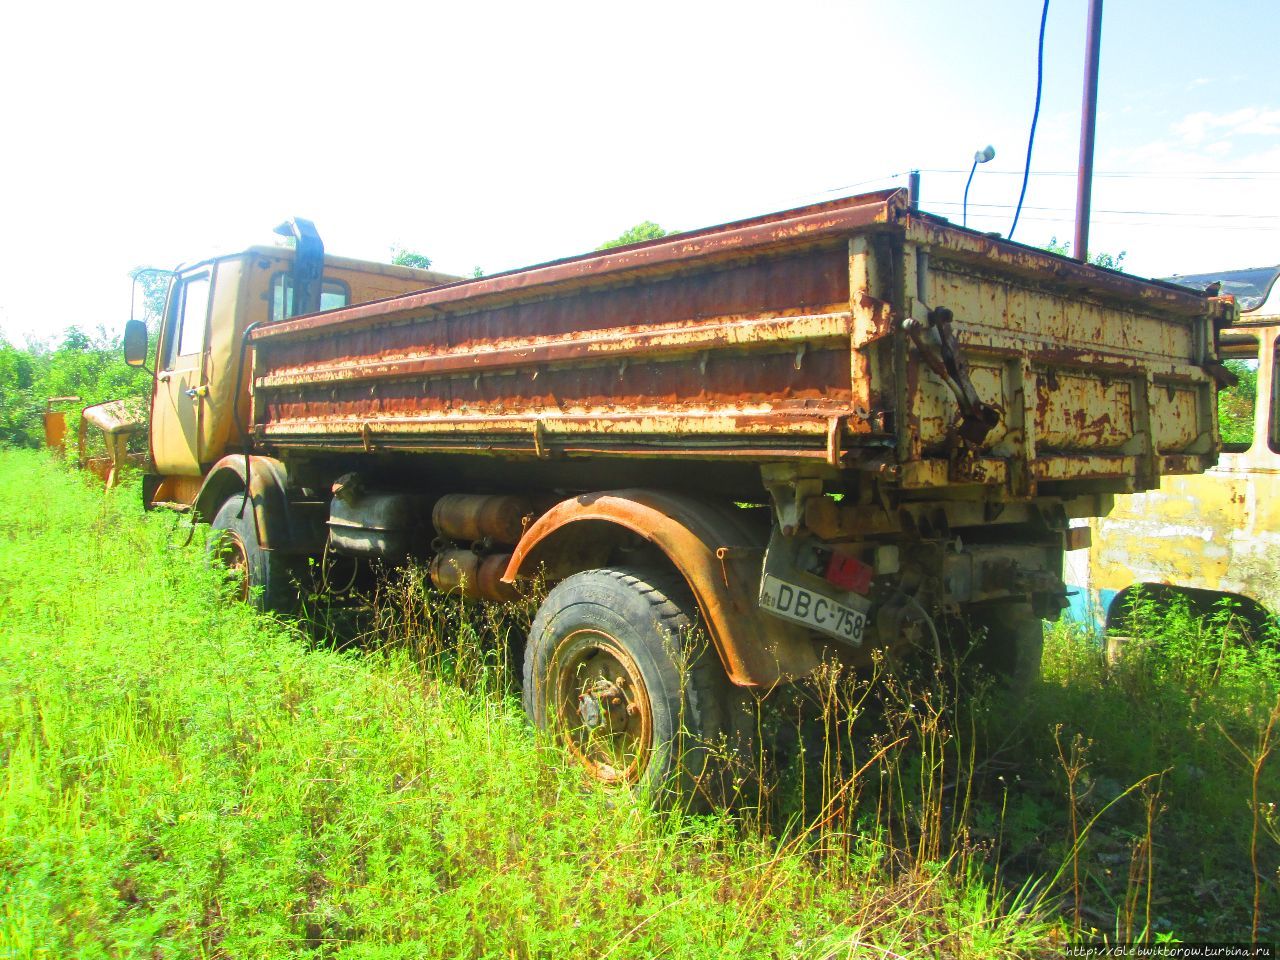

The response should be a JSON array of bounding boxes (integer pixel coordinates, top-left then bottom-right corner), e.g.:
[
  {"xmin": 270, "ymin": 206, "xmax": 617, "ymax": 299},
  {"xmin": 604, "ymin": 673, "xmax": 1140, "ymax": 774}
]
[
  {"xmin": 239, "ymin": 187, "xmax": 1217, "ymax": 500},
  {"xmin": 253, "ymin": 196, "xmax": 896, "ymax": 342},
  {"xmin": 255, "ymin": 312, "xmax": 853, "ymax": 390},
  {"xmin": 505, "ymin": 489, "xmax": 820, "ymax": 686}
]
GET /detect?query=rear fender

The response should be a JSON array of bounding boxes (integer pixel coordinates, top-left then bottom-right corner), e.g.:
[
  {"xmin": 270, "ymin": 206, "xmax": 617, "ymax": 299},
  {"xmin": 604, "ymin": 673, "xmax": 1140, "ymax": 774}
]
[{"xmin": 504, "ymin": 489, "xmax": 819, "ymax": 687}]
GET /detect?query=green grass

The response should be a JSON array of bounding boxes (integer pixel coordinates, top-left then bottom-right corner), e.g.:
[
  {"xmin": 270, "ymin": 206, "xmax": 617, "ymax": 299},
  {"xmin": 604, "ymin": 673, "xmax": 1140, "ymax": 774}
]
[
  {"xmin": 1008, "ymin": 603, "xmax": 1280, "ymax": 941},
  {"xmin": 3, "ymin": 448, "xmax": 1277, "ymax": 956},
  {"xmin": 0, "ymin": 450, "xmax": 1045, "ymax": 959}
]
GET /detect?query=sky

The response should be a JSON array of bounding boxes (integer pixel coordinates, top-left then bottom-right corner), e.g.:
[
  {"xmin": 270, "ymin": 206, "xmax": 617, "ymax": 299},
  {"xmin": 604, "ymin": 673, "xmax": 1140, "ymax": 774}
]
[{"xmin": 0, "ymin": 0, "xmax": 1276, "ymax": 345}]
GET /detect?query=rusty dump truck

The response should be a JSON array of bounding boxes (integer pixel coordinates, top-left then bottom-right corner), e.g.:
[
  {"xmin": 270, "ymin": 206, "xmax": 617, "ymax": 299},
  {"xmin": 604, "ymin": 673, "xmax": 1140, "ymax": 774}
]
[{"xmin": 122, "ymin": 190, "xmax": 1229, "ymax": 797}]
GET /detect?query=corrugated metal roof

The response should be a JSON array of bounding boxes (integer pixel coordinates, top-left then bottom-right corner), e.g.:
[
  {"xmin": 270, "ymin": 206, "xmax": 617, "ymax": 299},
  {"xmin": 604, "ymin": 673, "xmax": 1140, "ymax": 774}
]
[{"xmin": 1163, "ymin": 265, "xmax": 1280, "ymax": 311}]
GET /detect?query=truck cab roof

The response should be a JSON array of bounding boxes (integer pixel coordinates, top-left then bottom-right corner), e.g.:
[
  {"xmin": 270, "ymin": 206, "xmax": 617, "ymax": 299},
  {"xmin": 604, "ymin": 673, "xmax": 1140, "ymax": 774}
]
[{"xmin": 174, "ymin": 244, "xmax": 464, "ymax": 290}]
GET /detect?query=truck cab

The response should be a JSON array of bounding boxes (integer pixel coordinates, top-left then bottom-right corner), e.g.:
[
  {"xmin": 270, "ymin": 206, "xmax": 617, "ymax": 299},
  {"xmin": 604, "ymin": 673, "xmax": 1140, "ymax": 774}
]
[{"xmin": 144, "ymin": 227, "xmax": 460, "ymax": 509}]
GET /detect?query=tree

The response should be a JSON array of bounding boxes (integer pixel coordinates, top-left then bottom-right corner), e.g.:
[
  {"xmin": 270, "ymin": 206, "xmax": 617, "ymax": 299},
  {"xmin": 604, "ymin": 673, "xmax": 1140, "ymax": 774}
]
[
  {"xmin": 61, "ymin": 328, "xmax": 91, "ymax": 351},
  {"xmin": 390, "ymin": 247, "xmax": 432, "ymax": 270},
  {"xmin": 1044, "ymin": 236, "xmax": 1127, "ymax": 272},
  {"xmin": 0, "ymin": 266, "xmax": 165, "ymax": 449},
  {"xmin": 0, "ymin": 339, "xmax": 39, "ymax": 446},
  {"xmin": 1218, "ymin": 358, "xmax": 1257, "ymax": 447},
  {"xmin": 0, "ymin": 322, "xmax": 152, "ymax": 449},
  {"xmin": 598, "ymin": 221, "xmax": 667, "ymax": 250},
  {"xmin": 129, "ymin": 267, "xmax": 171, "ymax": 336}
]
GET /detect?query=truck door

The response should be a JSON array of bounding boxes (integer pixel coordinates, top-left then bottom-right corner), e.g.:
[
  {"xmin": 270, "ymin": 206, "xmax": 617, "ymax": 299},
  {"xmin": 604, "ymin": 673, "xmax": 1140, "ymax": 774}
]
[{"xmin": 151, "ymin": 268, "xmax": 212, "ymax": 476}]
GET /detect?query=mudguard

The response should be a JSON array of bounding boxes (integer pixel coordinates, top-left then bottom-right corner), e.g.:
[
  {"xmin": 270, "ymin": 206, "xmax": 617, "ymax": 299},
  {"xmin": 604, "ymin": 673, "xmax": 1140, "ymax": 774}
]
[
  {"xmin": 504, "ymin": 489, "xmax": 820, "ymax": 688},
  {"xmin": 193, "ymin": 454, "xmax": 321, "ymax": 554}
]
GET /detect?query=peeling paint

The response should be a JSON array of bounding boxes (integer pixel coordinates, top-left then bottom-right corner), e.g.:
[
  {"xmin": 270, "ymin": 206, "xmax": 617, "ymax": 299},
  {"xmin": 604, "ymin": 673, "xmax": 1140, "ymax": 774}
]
[
  {"xmin": 249, "ymin": 190, "xmax": 1217, "ymax": 499},
  {"xmin": 1074, "ymin": 318, "xmax": 1280, "ymax": 621}
]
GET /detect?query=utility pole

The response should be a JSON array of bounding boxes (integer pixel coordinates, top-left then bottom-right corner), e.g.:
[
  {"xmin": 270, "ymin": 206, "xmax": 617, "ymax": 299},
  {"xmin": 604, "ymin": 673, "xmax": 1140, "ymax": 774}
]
[{"xmin": 1073, "ymin": 0, "xmax": 1104, "ymax": 263}]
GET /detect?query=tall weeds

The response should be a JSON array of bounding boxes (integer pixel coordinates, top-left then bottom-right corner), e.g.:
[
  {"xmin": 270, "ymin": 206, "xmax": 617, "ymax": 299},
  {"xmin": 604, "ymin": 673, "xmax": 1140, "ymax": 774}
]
[
  {"xmin": 1218, "ymin": 695, "xmax": 1280, "ymax": 945},
  {"xmin": 4, "ymin": 450, "xmax": 1278, "ymax": 953},
  {"xmin": 1033, "ymin": 592, "xmax": 1280, "ymax": 941},
  {"xmin": 294, "ymin": 549, "xmax": 1280, "ymax": 945}
]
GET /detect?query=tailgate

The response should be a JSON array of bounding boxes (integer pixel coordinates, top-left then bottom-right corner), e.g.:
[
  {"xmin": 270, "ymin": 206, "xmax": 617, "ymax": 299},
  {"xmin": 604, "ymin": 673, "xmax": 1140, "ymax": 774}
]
[{"xmin": 882, "ymin": 215, "xmax": 1220, "ymax": 496}]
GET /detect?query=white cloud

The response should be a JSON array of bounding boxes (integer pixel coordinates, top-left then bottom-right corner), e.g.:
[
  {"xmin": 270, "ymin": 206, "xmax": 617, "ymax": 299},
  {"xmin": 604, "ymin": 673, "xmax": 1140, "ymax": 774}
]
[
  {"xmin": 1236, "ymin": 110, "xmax": 1280, "ymax": 136},
  {"xmin": 0, "ymin": 1, "xmax": 1275, "ymax": 340},
  {"xmin": 1174, "ymin": 107, "xmax": 1280, "ymax": 143}
]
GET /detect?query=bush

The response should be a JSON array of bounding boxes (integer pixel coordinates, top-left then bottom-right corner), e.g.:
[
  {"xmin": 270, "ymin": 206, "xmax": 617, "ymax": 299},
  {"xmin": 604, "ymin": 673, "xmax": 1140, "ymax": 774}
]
[{"xmin": 0, "ymin": 327, "xmax": 151, "ymax": 448}]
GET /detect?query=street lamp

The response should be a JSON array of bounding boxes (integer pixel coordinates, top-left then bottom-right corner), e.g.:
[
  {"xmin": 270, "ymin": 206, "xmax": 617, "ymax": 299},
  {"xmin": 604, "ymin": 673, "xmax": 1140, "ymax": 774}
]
[{"xmin": 963, "ymin": 145, "xmax": 996, "ymax": 228}]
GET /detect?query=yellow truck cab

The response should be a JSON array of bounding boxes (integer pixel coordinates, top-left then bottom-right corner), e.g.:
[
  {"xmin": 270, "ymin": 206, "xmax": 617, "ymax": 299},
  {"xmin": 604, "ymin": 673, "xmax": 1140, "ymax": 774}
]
[
  {"xmin": 143, "ymin": 220, "xmax": 460, "ymax": 510},
  {"xmin": 1069, "ymin": 265, "xmax": 1280, "ymax": 632}
]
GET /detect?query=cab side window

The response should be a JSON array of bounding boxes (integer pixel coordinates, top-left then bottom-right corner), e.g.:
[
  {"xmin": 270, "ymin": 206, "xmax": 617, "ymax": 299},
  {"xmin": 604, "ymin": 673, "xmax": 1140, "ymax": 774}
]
[
  {"xmin": 164, "ymin": 273, "xmax": 211, "ymax": 369},
  {"xmin": 270, "ymin": 273, "xmax": 350, "ymax": 321}
]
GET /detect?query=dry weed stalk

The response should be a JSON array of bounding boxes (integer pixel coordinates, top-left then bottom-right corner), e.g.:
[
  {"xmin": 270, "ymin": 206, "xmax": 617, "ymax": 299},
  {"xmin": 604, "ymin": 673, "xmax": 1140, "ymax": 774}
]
[
  {"xmin": 1216, "ymin": 694, "xmax": 1280, "ymax": 945},
  {"xmin": 1053, "ymin": 725, "xmax": 1093, "ymax": 935},
  {"xmin": 1121, "ymin": 773, "xmax": 1165, "ymax": 943}
]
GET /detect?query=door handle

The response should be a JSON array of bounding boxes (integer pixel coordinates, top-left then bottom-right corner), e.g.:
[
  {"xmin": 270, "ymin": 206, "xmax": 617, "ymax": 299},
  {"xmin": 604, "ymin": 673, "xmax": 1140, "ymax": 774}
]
[
  {"xmin": 158, "ymin": 372, "xmax": 171, "ymax": 383},
  {"xmin": 184, "ymin": 384, "xmax": 209, "ymax": 399}
]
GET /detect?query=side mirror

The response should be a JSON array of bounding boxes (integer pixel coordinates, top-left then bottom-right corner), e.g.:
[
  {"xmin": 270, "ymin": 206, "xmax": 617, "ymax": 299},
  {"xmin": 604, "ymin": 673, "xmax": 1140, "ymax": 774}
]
[{"xmin": 123, "ymin": 319, "xmax": 149, "ymax": 367}]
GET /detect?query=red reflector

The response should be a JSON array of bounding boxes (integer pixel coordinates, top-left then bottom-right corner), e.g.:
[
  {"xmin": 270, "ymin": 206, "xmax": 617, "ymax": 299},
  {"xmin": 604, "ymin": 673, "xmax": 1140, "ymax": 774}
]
[{"xmin": 825, "ymin": 551, "xmax": 874, "ymax": 594}]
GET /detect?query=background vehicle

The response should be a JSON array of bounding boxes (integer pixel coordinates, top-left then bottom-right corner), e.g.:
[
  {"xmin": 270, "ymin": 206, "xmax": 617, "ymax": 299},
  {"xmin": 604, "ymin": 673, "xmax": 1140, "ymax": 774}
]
[
  {"xmin": 1068, "ymin": 265, "xmax": 1279, "ymax": 636},
  {"xmin": 42, "ymin": 395, "xmax": 148, "ymax": 488},
  {"xmin": 120, "ymin": 190, "xmax": 1227, "ymax": 799}
]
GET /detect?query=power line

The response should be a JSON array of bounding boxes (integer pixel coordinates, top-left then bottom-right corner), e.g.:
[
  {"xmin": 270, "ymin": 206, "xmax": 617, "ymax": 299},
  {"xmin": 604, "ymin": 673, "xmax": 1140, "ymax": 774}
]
[
  {"xmin": 798, "ymin": 168, "xmax": 1279, "ymax": 213},
  {"xmin": 955, "ymin": 213, "xmax": 1276, "ymax": 232},
  {"xmin": 815, "ymin": 172, "xmax": 910, "ymax": 195},
  {"xmin": 920, "ymin": 168, "xmax": 1280, "ymax": 181},
  {"xmin": 930, "ymin": 200, "xmax": 1280, "ymax": 221},
  {"xmin": 1009, "ymin": 0, "xmax": 1050, "ymax": 241}
]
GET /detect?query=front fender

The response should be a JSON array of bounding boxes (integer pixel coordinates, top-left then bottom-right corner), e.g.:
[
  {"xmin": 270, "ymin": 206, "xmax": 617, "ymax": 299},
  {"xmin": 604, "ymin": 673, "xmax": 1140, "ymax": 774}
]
[
  {"xmin": 504, "ymin": 489, "xmax": 819, "ymax": 688},
  {"xmin": 194, "ymin": 455, "xmax": 320, "ymax": 553}
]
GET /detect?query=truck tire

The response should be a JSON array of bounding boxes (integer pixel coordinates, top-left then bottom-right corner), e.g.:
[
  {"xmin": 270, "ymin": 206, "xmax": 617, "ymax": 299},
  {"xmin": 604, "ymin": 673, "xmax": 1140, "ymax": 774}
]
[
  {"xmin": 207, "ymin": 494, "xmax": 299, "ymax": 614},
  {"xmin": 523, "ymin": 567, "xmax": 755, "ymax": 808},
  {"xmin": 970, "ymin": 600, "xmax": 1044, "ymax": 696}
]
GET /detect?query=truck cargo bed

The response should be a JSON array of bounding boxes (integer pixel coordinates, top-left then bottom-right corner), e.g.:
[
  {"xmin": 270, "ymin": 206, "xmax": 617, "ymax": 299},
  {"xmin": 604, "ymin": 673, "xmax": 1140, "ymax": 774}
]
[{"xmin": 249, "ymin": 189, "xmax": 1219, "ymax": 499}]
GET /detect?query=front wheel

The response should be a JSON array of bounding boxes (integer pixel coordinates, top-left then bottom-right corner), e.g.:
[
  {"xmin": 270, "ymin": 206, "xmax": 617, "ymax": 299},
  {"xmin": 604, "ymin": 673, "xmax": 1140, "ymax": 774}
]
[
  {"xmin": 207, "ymin": 494, "xmax": 300, "ymax": 614},
  {"xmin": 523, "ymin": 567, "xmax": 755, "ymax": 807}
]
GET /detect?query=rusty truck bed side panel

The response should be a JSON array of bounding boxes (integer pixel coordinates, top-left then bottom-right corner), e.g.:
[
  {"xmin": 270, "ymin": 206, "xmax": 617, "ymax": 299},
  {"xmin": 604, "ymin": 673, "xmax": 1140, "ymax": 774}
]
[
  {"xmin": 1080, "ymin": 314, "xmax": 1280, "ymax": 620},
  {"xmin": 896, "ymin": 218, "xmax": 1217, "ymax": 495},
  {"xmin": 249, "ymin": 190, "xmax": 1216, "ymax": 496}
]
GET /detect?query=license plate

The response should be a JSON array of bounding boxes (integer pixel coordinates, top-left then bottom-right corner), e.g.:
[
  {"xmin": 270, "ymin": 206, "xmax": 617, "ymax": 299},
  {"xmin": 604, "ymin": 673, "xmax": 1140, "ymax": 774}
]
[{"xmin": 759, "ymin": 574, "xmax": 868, "ymax": 645}]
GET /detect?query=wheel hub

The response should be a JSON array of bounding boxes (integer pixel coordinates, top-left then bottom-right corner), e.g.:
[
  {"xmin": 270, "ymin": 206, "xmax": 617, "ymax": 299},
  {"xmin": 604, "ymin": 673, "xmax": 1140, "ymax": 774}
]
[
  {"xmin": 552, "ymin": 630, "xmax": 652, "ymax": 784},
  {"xmin": 577, "ymin": 677, "xmax": 633, "ymax": 730}
]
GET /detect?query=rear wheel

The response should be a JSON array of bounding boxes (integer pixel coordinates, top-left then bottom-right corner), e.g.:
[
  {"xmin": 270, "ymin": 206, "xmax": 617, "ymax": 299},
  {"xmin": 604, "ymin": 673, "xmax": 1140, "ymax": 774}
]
[
  {"xmin": 969, "ymin": 600, "xmax": 1044, "ymax": 695},
  {"xmin": 208, "ymin": 494, "xmax": 300, "ymax": 613},
  {"xmin": 523, "ymin": 567, "xmax": 755, "ymax": 807}
]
